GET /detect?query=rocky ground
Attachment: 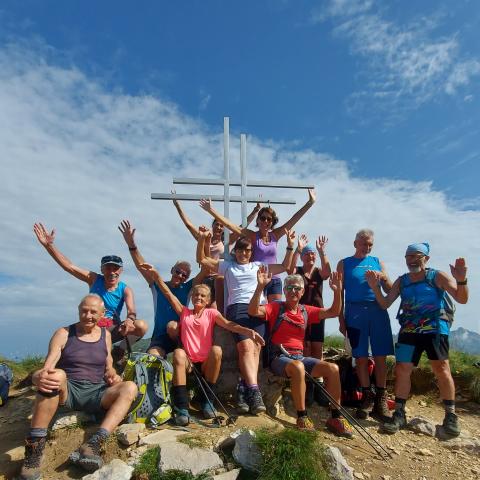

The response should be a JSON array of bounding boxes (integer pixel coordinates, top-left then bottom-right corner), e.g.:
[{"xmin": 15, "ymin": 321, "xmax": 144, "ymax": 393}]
[{"xmin": 1, "ymin": 385, "xmax": 479, "ymax": 480}]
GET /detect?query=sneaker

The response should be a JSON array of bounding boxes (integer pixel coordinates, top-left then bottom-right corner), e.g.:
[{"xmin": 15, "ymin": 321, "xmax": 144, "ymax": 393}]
[
  {"xmin": 371, "ymin": 389, "xmax": 390, "ymax": 421},
  {"xmin": 18, "ymin": 437, "xmax": 46, "ymax": 480},
  {"xmin": 381, "ymin": 410, "xmax": 406, "ymax": 434},
  {"xmin": 355, "ymin": 388, "xmax": 374, "ymax": 420},
  {"xmin": 236, "ymin": 382, "xmax": 249, "ymax": 414},
  {"xmin": 247, "ymin": 388, "xmax": 266, "ymax": 415},
  {"xmin": 70, "ymin": 441, "xmax": 104, "ymax": 472},
  {"xmin": 442, "ymin": 412, "xmax": 461, "ymax": 437},
  {"xmin": 326, "ymin": 417, "xmax": 354, "ymax": 438},
  {"xmin": 201, "ymin": 398, "xmax": 217, "ymax": 419},
  {"xmin": 296, "ymin": 416, "xmax": 315, "ymax": 431},
  {"xmin": 174, "ymin": 407, "xmax": 190, "ymax": 426}
]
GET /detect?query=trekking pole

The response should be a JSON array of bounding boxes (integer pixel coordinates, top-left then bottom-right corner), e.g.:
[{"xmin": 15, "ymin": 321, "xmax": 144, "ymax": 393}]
[
  {"xmin": 189, "ymin": 361, "xmax": 237, "ymax": 426},
  {"xmin": 279, "ymin": 345, "xmax": 391, "ymax": 460}
]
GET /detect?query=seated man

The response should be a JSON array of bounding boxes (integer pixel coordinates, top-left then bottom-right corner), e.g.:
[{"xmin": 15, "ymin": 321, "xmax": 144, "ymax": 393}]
[
  {"xmin": 248, "ymin": 267, "xmax": 353, "ymax": 438},
  {"xmin": 366, "ymin": 243, "xmax": 468, "ymax": 436},
  {"xmin": 18, "ymin": 294, "xmax": 138, "ymax": 479},
  {"xmin": 33, "ymin": 223, "xmax": 148, "ymax": 353}
]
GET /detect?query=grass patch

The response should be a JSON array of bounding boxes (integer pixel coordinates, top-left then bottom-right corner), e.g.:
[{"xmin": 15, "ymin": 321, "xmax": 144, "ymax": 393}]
[
  {"xmin": 254, "ymin": 428, "xmax": 329, "ymax": 480},
  {"xmin": 0, "ymin": 355, "xmax": 44, "ymax": 387},
  {"xmin": 178, "ymin": 433, "xmax": 212, "ymax": 450}
]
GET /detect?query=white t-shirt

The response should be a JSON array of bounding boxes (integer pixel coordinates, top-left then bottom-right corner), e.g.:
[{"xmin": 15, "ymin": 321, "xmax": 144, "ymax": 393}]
[{"xmin": 218, "ymin": 260, "xmax": 266, "ymax": 307}]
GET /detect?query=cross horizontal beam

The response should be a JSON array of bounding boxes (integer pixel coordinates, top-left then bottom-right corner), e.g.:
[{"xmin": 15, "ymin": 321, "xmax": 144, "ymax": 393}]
[
  {"xmin": 173, "ymin": 177, "xmax": 314, "ymax": 189},
  {"xmin": 151, "ymin": 193, "xmax": 296, "ymax": 204}
]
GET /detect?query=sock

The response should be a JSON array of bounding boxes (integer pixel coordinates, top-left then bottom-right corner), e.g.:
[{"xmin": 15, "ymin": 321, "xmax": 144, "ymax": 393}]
[
  {"xmin": 394, "ymin": 397, "xmax": 407, "ymax": 413},
  {"xmin": 443, "ymin": 399, "xmax": 455, "ymax": 414},
  {"xmin": 297, "ymin": 410, "xmax": 307, "ymax": 418},
  {"xmin": 172, "ymin": 385, "xmax": 189, "ymax": 410},
  {"xmin": 29, "ymin": 428, "xmax": 47, "ymax": 439},
  {"xmin": 246, "ymin": 383, "xmax": 259, "ymax": 391},
  {"xmin": 331, "ymin": 409, "xmax": 341, "ymax": 419},
  {"xmin": 88, "ymin": 428, "xmax": 109, "ymax": 446}
]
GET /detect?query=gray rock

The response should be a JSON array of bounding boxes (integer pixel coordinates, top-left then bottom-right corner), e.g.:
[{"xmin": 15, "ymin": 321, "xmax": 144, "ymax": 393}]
[
  {"xmin": 51, "ymin": 411, "xmax": 96, "ymax": 430},
  {"xmin": 216, "ymin": 429, "xmax": 246, "ymax": 450},
  {"xmin": 82, "ymin": 459, "xmax": 133, "ymax": 480},
  {"xmin": 139, "ymin": 428, "xmax": 188, "ymax": 446},
  {"xmin": 232, "ymin": 429, "xmax": 262, "ymax": 472},
  {"xmin": 213, "ymin": 469, "xmax": 241, "ymax": 480},
  {"xmin": 408, "ymin": 417, "xmax": 436, "ymax": 437},
  {"xmin": 158, "ymin": 442, "xmax": 223, "ymax": 475},
  {"xmin": 441, "ymin": 436, "xmax": 480, "ymax": 455},
  {"xmin": 116, "ymin": 423, "xmax": 146, "ymax": 446},
  {"xmin": 323, "ymin": 446, "xmax": 354, "ymax": 480}
]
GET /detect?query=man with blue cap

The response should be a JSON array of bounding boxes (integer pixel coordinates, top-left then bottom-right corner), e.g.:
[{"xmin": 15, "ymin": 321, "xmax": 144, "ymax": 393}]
[{"xmin": 366, "ymin": 243, "xmax": 469, "ymax": 436}]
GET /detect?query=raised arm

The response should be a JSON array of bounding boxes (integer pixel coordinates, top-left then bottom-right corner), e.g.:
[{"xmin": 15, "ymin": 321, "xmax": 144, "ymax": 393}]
[
  {"xmin": 199, "ymin": 198, "xmax": 250, "ymax": 238},
  {"xmin": 435, "ymin": 258, "xmax": 469, "ymax": 304},
  {"xmin": 286, "ymin": 233, "xmax": 308, "ymax": 274},
  {"xmin": 248, "ymin": 265, "xmax": 271, "ymax": 318},
  {"xmin": 319, "ymin": 271, "xmax": 343, "ymax": 319},
  {"xmin": 366, "ymin": 270, "xmax": 401, "ymax": 309},
  {"xmin": 173, "ymin": 198, "xmax": 200, "ymax": 240},
  {"xmin": 138, "ymin": 263, "xmax": 183, "ymax": 315},
  {"xmin": 316, "ymin": 235, "xmax": 332, "ymax": 279},
  {"xmin": 33, "ymin": 223, "xmax": 94, "ymax": 285},
  {"xmin": 215, "ymin": 312, "xmax": 265, "ymax": 346},
  {"xmin": 196, "ymin": 228, "xmax": 220, "ymax": 273},
  {"xmin": 118, "ymin": 220, "xmax": 154, "ymax": 285},
  {"xmin": 268, "ymin": 229, "xmax": 295, "ymax": 275},
  {"xmin": 378, "ymin": 261, "xmax": 393, "ymax": 293},
  {"xmin": 229, "ymin": 202, "xmax": 262, "ymax": 244},
  {"xmin": 271, "ymin": 189, "xmax": 316, "ymax": 239}
]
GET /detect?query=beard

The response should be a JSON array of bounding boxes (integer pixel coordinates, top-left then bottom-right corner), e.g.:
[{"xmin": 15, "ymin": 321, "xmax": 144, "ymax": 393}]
[{"xmin": 407, "ymin": 265, "xmax": 422, "ymax": 273}]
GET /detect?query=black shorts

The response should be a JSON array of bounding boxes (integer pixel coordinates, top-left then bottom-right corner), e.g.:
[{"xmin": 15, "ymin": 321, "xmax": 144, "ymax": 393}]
[
  {"xmin": 395, "ymin": 333, "xmax": 449, "ymax": 366},
  {"xmin": 148, "ymin": 334, "xmax": 178, "ymax": 356},
  {"xmin": 306, "ymin": 321, "xmax": 325, "ymax": 343},
  {"xmin": 226, "ymin": 303, "xmax": 266, "ymax": 343}
]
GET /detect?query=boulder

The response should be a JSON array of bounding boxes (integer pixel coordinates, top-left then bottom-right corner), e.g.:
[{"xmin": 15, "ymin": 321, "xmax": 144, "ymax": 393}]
[
  {"xmin": 82, "ymin": 459, "xmax": 133, "ymax": 480},
  {"xmin": 139, "ymin": 428, "xmax": 188, "ymax": 446},
  {"xmin": 323, "ymin": 446, "xmax": 354, "ymax": 480},
  {"xmin": 232, "ymin": 429, "xmax": 262, "ymax": 472},
  {"xmin": 408, "ymin": 416, "xmax": 436, "ymax": 437},
  {"xmin": 116, "ymin": 423, "xmax": 145, "ymax": 446},
  {"xmin": 51, "ymin": 411, "xmax": 96, "ymax": 430}
]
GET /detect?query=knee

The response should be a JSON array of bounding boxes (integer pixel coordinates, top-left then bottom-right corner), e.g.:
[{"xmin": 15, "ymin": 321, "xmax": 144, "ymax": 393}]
[
  {"xmin": 121, "ymin": 381, "xmax": 138, "ymax": 402},
  {"xmin": 173, "ymin": 348, "xmax": 187, "ymax": 366},
  {"xmin": 355, "ymin": 357, "xmax": 369, "ymax": 367},
  {"xmin": 210, "ymin": 345, "xmax": 222, "ymax": 361},
  {"xmin": 237, "ymin": 340, "xmax": 254, "ymax": 356},
  {"xmin": 395, "ymin": 363, "xmax": 412, "ymax": 378},
  {"xmin": 134, "ymin": 320, "xmax": 148, "ymax": 336},
  {"xmin": 432, "ymin": 361, "xmax": 451, "ymax": 378},
  {"xmin": 287, "ymin": 360, "xmax": 305, "ymax": 379}
]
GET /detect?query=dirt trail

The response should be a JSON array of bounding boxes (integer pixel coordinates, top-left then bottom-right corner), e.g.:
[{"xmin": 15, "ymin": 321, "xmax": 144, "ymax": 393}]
[{"xmin": 1, "ymin": 387, "xmax": 479, "ymax": 480}]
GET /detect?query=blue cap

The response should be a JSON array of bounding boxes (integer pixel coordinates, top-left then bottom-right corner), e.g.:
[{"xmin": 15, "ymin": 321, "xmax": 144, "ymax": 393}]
[
  {"xmin": 406, "ymin": 243, "xmax": 430, "ymax": 256},
  {"xmin": 301, "ymin": 244, "xmax": 316, "ymax": 255}
]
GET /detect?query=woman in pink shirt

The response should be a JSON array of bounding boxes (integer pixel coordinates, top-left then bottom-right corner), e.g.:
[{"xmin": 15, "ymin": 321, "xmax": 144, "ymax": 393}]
[{"xmin": 138, "ymin": 263, "xmax": 264, "ymax": 427}]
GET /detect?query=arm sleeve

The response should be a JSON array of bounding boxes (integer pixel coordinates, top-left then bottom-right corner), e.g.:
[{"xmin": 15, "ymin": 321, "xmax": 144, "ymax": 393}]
[{"xmin": 305, "ymin": 305, "xmax": 323, "ymax": 325}]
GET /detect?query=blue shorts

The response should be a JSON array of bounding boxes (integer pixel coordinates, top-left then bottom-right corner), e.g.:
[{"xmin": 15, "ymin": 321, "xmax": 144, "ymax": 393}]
[
  {"xmin": 395, "ymin": 333, "xmax": 449, "ymax": 366},
  {"xmin": 148, "ymin": 334, "xmax": 178, "ymax": 356},
  {"xmin": 270, "ymin": 353, "xmax": 319, "ymax": 377},
  {"xmin": 264, "ymin": 277, "xmax": 282, "ymax": 297},
  {"xmin": 226, "ymin": 303, "xmax": 266, "ymax": 343},
  {"xmin": 345, "ymin": 302, "xmax": 394, "ymax": 358}
]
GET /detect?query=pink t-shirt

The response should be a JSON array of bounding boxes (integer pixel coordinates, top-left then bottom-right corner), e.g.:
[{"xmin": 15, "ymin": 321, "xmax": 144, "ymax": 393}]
[{"xmin": 180, "ymin": 306, "xmax": 218, "ymax": 363}]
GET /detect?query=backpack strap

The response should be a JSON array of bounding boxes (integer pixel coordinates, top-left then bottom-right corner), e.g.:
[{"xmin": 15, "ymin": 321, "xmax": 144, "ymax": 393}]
[{"xmin": 270, "ymin": 303, "xmax": 309, "ymax": 339}]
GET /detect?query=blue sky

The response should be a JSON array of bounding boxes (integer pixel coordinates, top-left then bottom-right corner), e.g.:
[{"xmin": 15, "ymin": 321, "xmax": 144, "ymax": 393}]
[{"xmin": 1, "ymin": 1, "xmax": 479, "ymax": 357}]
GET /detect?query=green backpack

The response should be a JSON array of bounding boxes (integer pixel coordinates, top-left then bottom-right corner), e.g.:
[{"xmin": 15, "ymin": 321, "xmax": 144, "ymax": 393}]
[{"xmin": 122, "ymin": 352, "xmax": 173, "ymax": 426}]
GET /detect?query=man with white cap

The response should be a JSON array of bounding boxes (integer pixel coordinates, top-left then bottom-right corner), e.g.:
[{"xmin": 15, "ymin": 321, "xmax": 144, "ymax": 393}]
[{"xmin": 366, "ymin": 243, "xmax": 469, "ymax": 436}]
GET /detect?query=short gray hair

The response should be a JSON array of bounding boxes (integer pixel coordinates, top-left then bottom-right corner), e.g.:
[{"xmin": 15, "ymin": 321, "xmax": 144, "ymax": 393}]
[
  {"xmin": 78, "ymin": 293, "xmax": 105, "ymax": 309},
  {"xmin": 284, "ymin": 274, "xmax": 304, "ymax": 289},
  {"xmin": 355, "ymin": 228, "xmax": 374, "ymax": 241},
  {"xmin": 173, "ymin": 260, "xmax": 192, "ymax": 274}
]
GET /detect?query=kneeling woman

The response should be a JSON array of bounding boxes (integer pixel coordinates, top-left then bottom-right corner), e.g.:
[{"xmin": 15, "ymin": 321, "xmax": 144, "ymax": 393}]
[
  {"xmin": 248, "ymin": 266, "xmax": 353, "ymax": 438},
  {"xmin": 139, "ymin": 264, "xmax": 264, "ymax": 426}
]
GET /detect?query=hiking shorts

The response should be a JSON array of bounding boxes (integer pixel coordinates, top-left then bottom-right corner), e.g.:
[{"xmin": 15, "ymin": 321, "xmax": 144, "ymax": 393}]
[
  {"xmin": 226, "ymin": 303, "xmax": 266, "ymax": 343},
  {"xmin": 395, "ymin": 333, "xmax": 449, "ymax": 366},
  {"xmin": 306, "ymin": 321, "xmax": 325, "ymax": 343},
  {"xmin": 65, "ymin": 379, "xmax": 107, "ymax": 414},
  {"xmin": 263, "ymin": 277, "xmax": 282, "ymax": 297},
  {"xmin": 270, "ymin": 353, "xmax": 319, "ymax": 377},
  {"xmin": 345, "ymin": 302, "xmax": 394, "ymax": 358},
  {"xmin": 148, "ymin": 334, "xmax": 178, "ymax": 356}
]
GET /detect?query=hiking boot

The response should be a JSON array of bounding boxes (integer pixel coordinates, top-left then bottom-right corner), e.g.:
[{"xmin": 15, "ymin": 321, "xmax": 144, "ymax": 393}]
[
  {"xmin": 305, "ymin": 381, "xmax": 314, "ymax": 407},
  {"xmin": 381, "ymin": 410, "xmax": 407, "ymax": 434},
  {"xmin": 69, "ymin": 441, "xmax": 104, "ymax": 472},
  {"xmin": 355, "ymin": 388, "xmax": 374, "ymax": 420},
  {"xmin": 18, "ymin": 437, "xmax": 46, "ymax": 480},
  {"xmin": 174, "ymin": 407, "xmax": 190, "ymax": 426},
  {"xmin": 236, "ymin": 381, "xmax": 249, "ymax": 414},
  {"xmin": 326, "ymin": 417, "xmax": 354, "ymax": 438},
  {"xmin": 201, "ymin": 398, "xmax": 217, "ymax": 419},
  {"xmin": 296, "ymin": 416, "xmax": 315, "ymax": 431},
  {"xmin": 371, "ymin": 389, "xmax": 390, "ymax": 421},
  {"xmin": 247, "ymin": 388, "xmax": 266, "ymax": 415},
  {"xmin": 442, "ymin": 412, "xmax": 461, "ymax": 437}
]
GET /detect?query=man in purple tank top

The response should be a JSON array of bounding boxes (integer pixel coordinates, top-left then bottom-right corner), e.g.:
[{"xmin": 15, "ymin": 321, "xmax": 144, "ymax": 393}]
[{"xmin": 17, "ymin": 294, "xmax": 138, "ymax": 479}]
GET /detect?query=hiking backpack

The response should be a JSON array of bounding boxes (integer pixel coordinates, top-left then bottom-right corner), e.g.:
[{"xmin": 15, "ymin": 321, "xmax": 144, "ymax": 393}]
[
  {"xmin": 122, "ymin": 352, "xmax": 173, "ymax": 426},
  {"xmin": 0, "ymin": 363, "xmax": 13, "ymax": 407},
  {"xmin": 338, "ymin": 356, "xmax": 375, "ymax": 406},
  {"xmin": 397, "ymin": 268, "xmax": 456, "ymax": 327}
]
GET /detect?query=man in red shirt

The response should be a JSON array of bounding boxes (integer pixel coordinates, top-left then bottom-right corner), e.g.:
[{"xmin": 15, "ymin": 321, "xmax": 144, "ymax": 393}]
[{"xmin": 248, "ymin": 266, "xmax": 353, "ymax": 437}]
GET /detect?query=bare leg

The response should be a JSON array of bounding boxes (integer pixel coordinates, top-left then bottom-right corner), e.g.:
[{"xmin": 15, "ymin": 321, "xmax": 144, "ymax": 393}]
[
  {"xmin": 201, "ymin": 346, "xmax": 222, "ymax": 383},
  {"xmin": 430, "ymin": 359, "xmax": 455, "ymax": 400},
  {"xmin": 355, "ymin": 356, "xmax": 371, "ymax": 388},
  {"xmin": 285, "ymin": 360, "xmax": 306, "ymax": 411},
  {"xmin": 148, "ymin": 346, "xmax": 166, "ymax": 357},
  {"xmin": 373, "ymin": 355, "xmax": 388, "ymax": 388},
  {"xmin": 172, "ymin": 348, "xmax": 190, "ymax": 386},
  {"xmin": 99, "ymin": 381, "xmax": 138, "ymax": 432},
  {"xmin": 394, "ymin": 362, "xmax": 414, "ymax": 399},
  {"xmin": 237, "ymin": 339, "xmax": 260, "ymax": 385}
]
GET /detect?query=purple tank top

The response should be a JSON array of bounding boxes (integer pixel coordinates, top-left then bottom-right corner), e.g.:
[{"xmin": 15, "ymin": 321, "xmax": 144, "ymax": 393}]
[
  {"xmin": 253, "ymin": 231, "xmax": 279, "ymax": 278},
  {"xmin": 57, "ymin": 324, "xmax": 107, "ymax": 383}
]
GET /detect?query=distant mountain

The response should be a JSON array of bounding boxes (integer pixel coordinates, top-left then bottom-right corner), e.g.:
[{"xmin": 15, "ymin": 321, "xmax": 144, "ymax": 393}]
[{"xmin": 449, "ymin": 327, "xmax": 480, "ymax": 356}]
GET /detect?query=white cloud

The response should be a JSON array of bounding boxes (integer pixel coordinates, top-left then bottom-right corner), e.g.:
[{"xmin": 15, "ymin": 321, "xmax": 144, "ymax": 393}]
[
  {"xmin": 314, "ymin": 1, "xmax": 480, "ymax": 117},
  {"xmin": 1, "ymin": 40, "xmax": 479, "ymax": 357}
]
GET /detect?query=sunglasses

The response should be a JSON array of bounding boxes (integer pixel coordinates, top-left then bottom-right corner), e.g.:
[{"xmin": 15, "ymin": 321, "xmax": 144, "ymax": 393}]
[
  {"xmin": 174, "ymin": 269, "xmax": 189, "ymax": 278},
  {"xmin": 236, "ymin": 247, "xmax": 252, "ymax": 253},
  {"xmin": 259, "ymin": 215, "xmax": 273, "ymax": 223},
  {"xmin": 285, "ymin": 285, "xmax": 302, "ymax": 292}
]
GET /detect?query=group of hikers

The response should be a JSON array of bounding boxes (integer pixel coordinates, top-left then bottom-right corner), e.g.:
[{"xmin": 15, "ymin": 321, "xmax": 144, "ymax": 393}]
[{"xmin": 17, "ymin": 189, "xmax": 469, "ymax": 479}]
